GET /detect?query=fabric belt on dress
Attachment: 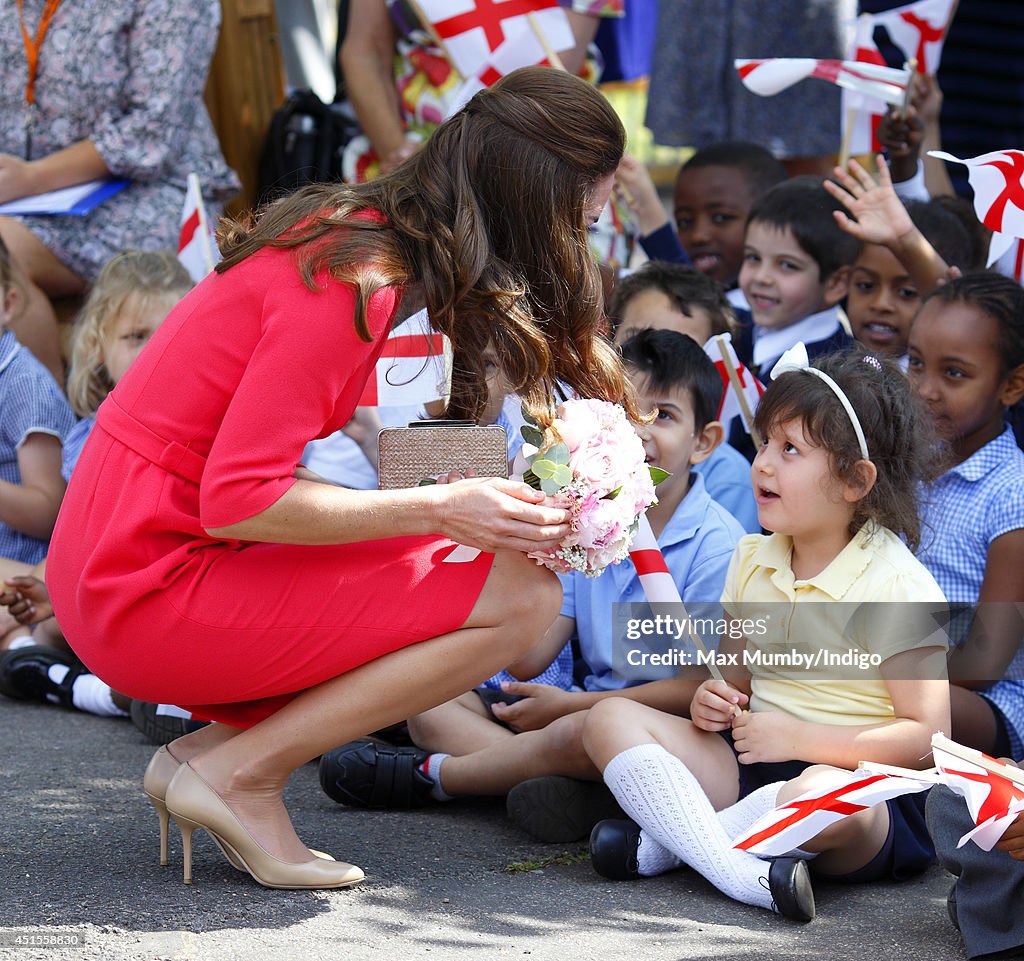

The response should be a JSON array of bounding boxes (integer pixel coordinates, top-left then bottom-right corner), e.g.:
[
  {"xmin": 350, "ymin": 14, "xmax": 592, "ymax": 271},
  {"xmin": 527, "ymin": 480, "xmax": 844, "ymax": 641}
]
[{"xmin": 95, "ymin": 396, "xmax": 207, "ymax": 486}]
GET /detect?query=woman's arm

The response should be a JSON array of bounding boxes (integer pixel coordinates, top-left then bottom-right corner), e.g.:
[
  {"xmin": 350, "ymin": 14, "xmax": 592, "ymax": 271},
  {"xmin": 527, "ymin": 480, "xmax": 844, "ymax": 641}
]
[
  {"xmin": 340, "ymin": 2, "xmax": 413, "ymax": 169},
  {"xmin": 205, "ymin": 475, "xmax": 572, "ymax": 555},
  {"xmin": 0, "ymin": 433, "xmax": 66, "ymax": 540},
  {"xmin": 0, "ymin": 141, "xmax": 109, "ymax": 204}
]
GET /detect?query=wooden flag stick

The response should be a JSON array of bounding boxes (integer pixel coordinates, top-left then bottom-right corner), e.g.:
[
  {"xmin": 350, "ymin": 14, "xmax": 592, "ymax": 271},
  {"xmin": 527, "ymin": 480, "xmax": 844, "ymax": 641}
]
[
  {"xmin": 931, "ymin": 732, "xmax": 1024, "ymax": 788},
  {"xmin": 839, "ymin": 105, "xmax": 856, "ymax": 170},
  {"xmin": 527, "ymin": 12, "xmax": 566, "ymax": 71},
  {"xmin": 714, "ymin": 334, "xmax": 762, "ymax": 447},
  {"xmin": 188, "ymin": 172, "xmax": 215, "ymax": 275},
  {"xmin": 405, "ymin": 0, "xmax": 464, "ymax": 81}
]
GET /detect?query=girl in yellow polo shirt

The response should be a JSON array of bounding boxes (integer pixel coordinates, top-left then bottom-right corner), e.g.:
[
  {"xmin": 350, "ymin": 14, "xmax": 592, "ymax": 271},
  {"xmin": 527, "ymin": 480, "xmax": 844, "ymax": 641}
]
[{"xmin": 581, "ymin": 345, "xmax": 950, "ymax": 922}]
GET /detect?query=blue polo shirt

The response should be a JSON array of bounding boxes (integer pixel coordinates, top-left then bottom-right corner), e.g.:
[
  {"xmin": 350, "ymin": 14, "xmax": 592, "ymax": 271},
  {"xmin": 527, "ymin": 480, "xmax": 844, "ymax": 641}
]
[
  {"xmin": 559, "ymin": 471, "xmax": 744, "ymax": 692},
  {"xmin": 693, "ymin": 442, "xmax": 759, "ymax": 533},
  {"xmin": 917, "ymin": 426, "xmax": 1024, "ymax": 759}
]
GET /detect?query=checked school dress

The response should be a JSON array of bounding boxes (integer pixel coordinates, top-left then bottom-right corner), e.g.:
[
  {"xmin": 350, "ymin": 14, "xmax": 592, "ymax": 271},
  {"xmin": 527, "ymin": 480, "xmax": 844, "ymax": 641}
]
[{"xmin": 46, "ymin": 245, "xmax": 494, "ymax": 728}]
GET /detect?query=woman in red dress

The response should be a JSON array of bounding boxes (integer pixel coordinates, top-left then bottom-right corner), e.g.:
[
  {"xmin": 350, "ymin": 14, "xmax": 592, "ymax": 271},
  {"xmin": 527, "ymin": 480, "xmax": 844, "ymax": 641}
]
[{"xmin": 46, "ymin": 67, "xmax": 633, "ymax": 889}]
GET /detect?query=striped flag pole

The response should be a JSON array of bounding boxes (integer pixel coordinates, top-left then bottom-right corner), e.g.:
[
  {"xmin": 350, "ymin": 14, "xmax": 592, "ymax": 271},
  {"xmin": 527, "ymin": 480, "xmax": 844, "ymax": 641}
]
[{"xmin": 629, "ymin": 513, "xmax": 726, "ymax": 683}]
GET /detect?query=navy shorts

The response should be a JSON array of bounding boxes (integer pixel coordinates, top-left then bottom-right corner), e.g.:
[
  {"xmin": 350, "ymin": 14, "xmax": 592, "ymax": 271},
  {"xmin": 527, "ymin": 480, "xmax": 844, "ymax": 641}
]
[{"xmin": 720, "ymin": 731, "xmax": 934, "ymax": 882}]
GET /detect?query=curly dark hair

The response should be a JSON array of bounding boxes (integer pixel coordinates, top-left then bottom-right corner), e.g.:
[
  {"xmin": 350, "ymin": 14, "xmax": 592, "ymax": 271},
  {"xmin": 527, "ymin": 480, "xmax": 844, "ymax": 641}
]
[{"xmin": 754, "ymin": 347, "xmax": 940, "ymax": 548}]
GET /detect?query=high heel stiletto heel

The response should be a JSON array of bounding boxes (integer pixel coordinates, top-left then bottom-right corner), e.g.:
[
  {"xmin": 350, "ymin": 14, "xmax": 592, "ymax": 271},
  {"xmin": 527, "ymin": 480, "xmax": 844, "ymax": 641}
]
[
  {"xmin": 165, "ymin": 763, "xmax": 365, "ymax": 889},
  {"xmin": 144, "ymin": 746, "xmax": 335, "ymax": 870},
  {"xmin": 143, "ymin": 746, "xmax": 178, "ymax": 867}
]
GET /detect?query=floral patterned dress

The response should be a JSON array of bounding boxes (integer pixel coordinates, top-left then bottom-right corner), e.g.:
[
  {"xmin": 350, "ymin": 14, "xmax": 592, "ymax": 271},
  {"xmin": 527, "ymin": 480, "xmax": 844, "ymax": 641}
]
[{"xmin": 0, "ymin": 0, "xmax": 239, "ymax": 281}]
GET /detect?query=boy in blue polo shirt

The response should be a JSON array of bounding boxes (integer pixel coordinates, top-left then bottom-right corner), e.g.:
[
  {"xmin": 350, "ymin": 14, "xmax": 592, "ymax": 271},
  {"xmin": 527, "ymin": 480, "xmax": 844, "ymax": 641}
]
[{"xmin": 320, "ymin": 329, "xmax": 745, "ymax": 840}]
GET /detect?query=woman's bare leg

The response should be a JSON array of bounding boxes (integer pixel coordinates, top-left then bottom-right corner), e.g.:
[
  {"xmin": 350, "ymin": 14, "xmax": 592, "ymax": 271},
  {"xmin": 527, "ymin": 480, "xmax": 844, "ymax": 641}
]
[
  {"xmin": 187, "ymin": 551, "xmax": 562, "ymax": 863},
  {"xmin": 0, "ymin": 216, "xmax": 84, "ymax": 383}
]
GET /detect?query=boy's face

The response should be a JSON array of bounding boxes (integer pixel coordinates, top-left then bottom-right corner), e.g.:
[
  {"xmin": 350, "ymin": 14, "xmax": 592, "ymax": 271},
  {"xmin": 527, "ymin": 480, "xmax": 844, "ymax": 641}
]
[
  {"xmin": 630, "ymin": 372, "xmax": 709, "ymax": 510},
  {"xmin": 740, "ymin": 222, "xmax": 846, "ymax": 331},
  {"xmin": 847, "ymin": 243, "xmax": 920, "ymax": 356},
  {"xmin": 614, "ymin": 289, "xmax": 713, "ymax": 348},
  {"xmin": 673, "ymin": 166, "xmax": 754, "ymax": 288}
]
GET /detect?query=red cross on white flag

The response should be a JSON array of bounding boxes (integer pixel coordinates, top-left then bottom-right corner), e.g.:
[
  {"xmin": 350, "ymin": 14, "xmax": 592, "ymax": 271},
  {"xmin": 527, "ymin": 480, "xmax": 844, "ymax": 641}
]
[
  {"xmin": 357, "ymin": 309, "xmax": 450, "ymax": 407},
  {"xmin": 732, "ymin": 768, "xmax": 936, "ymax": 856},
  {"xmin": 871, "ymin": 0, "xmax": 957, "ymax": 76},
  {"xmin": 446, "ymin": 29, "xmax": 553, "ymax": 118},
  {"xmin": 932, "ymin": 734, "xmax": 1024, "ymax": 851},
  {"xmin": 177, "ymin": 173, "xmax": 217, "ymax": 283},
  {"xmin": 841, "ymin": 14, "xmax": 891, "ymax": 158},
  {"xmin": 702, "ymin": 333, "xmax": 765, "ymax": 438},
  {"xmin": 416, "ymin": 0, "xmax": 573, "ymax": 79},
  {"xmin": 929, "ymin": 149, "xmax": 1024, "ymax": 265}
]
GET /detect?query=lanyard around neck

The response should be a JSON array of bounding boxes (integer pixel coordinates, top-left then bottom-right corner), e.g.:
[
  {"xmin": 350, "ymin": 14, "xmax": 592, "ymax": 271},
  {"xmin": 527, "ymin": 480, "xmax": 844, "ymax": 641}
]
[{"xmin": 15, "ymin": 0, "xmax": 64, "ymax": 107}]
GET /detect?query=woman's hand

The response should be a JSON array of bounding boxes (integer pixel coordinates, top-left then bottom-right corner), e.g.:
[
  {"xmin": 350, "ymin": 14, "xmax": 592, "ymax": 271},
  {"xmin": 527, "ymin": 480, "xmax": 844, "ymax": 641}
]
[
  {"xmin": 0, "ymin": 154, "xmax": 38, "ymax": 204},
  {"xmin": 731, "ymin": 710, "xmax": 801, "ymax": 764},
  {"xmin": 433, "ymin": 477, "xmax": 571, "ymax": 554},
  {"xmin": 489, "ymin": 681, "xmax": 574, "ymax": 732},
  {"xmin": 690, "ymin": 678, "xmax": 748, "ymax": 732}
]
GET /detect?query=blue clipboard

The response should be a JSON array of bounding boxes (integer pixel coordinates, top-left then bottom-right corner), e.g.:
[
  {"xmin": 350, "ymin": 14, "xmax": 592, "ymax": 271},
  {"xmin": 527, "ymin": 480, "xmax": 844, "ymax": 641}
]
[{"xmin": 0, "ymin": 178, "xmax": 131, "ymax": 216}]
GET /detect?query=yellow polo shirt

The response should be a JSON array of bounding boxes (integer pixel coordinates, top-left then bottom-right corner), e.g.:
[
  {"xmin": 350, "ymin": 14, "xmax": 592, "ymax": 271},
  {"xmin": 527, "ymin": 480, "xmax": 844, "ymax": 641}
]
[{"xmin": 722, "ymin": 524, "xmax": 948, "ymax": 725}]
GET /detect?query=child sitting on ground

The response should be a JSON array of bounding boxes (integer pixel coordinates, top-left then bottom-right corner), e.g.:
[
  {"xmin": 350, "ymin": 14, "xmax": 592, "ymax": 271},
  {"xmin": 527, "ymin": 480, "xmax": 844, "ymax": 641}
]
[
  {"xmin": 0, "ymin": 236, "xmax": 76, "ymax": 630},
  {"xmin": 0, "ymin": 251, "xmax": 192, "ymax": 716},
  {"xmin": 319, "ymin": 330, "xmax": 745, "ymax": 842},
  {"xmin": 581, "ymin": 347, "xmax": 949, "ymax": 923},
  {"xmin": 907, "ymin": 273, "xmax": 1024, "ymax": 761},
  {"xmin": 609, "ymin": 262, "xmax": 758, "ymax": 533}
]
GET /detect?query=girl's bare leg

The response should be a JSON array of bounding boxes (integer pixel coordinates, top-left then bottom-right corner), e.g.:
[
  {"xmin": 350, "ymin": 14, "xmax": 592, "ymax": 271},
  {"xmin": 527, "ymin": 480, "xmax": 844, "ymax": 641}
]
[{"xmin": 407, "ymin": 691, "xmax": 513, "ymax": 755}]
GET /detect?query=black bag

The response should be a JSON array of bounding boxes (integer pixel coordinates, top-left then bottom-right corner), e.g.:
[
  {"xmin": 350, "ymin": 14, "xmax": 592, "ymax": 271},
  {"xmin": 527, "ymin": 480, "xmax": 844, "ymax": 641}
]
[{"xmin": 255, "ymin": 89, "xmax": 360, "ymax": 207}]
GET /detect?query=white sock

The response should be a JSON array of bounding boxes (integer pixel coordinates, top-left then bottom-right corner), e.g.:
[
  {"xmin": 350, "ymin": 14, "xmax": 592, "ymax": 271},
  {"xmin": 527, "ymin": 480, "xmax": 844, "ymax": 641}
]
[
  {"xmin": 7, "ymin": 636, "xmax": 35, "ymax": 650},
  {"xmin": 636, "ymin": 829, "xmax": 683, "ymax": 876},
  {"xmin": 604, "ymin": 744, "xmax": 774, "ymax": 911},
  {"xmin": 716, "ymin": 781, "xmax": 785, "ymax": 840},
  {"xmin": 71, "ymin": 674, "xmax": 128, "ymax": 716},
  {"xmin": 421, "ymin": 753, "xmax": 453, "ymax": 802}
]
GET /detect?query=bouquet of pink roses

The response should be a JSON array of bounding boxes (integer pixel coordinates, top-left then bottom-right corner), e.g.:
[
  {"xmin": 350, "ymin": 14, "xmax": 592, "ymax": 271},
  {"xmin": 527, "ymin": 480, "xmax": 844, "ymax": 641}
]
[{"xmin": 520, "ymin": 399, "xmax": 667, "ymax": 577}]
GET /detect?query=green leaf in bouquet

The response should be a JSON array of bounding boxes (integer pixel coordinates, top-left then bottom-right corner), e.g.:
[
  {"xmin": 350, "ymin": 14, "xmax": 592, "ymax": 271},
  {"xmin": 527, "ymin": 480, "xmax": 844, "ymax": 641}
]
[
  {"xmin": 417, "ymin": 478, "xmax": 437, "ymax": 486},
  {"xmin": 604, "ymin": 486, "xmax": 621, "ymax": 500},
  {"xmin": 531, "ymin": 457, "xmax": 557, "ymax": 479},
  {"xmin": 546, "ymin": 442, "xmax": 570, "ymax": 465},
  {"xmin": 550, "ymin": 463, "xmax": 572, "ymax": 487},
  {"xmin": 520, "ymin": 402, "xmax": 540, "ymax": 427},
  {"xmin": 520, "ymin": 424, "xmax": 544, "ymax": 447},
  {"xmin": 648, "ymin": 466, "xmax": 671, "ymax": 485},
  {"xmin": 540, "ymin": 476, "xmax": 563, "ymax": 495}
]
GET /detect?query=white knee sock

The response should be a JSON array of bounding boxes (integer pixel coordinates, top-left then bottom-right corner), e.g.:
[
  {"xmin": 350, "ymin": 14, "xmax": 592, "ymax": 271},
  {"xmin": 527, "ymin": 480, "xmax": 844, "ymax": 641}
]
[
  {"xmin": 420, "ymin": 753, "xmax": 453, "ymax": 802},
  {"xmin": 604, "ymin": 744, "xmax": 774, "ymax": 911},
  {"xmin": 634, "ymin": 780, "xmax": 784, "ymax": 876},
  {"xmin": 7, "ymin": 636, "xmax": 35, "ymax": 650}
]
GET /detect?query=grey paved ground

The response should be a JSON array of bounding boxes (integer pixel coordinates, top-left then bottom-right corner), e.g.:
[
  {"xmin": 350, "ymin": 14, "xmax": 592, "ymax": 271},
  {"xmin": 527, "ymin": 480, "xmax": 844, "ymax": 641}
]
[{"xmin": 0, "ymin": 697, "xmax": 966, "ymax": 961}]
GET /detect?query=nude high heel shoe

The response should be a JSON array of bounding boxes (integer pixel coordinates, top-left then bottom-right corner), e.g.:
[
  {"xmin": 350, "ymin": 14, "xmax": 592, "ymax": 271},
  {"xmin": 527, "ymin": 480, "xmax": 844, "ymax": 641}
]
[
  {"xmin": 144, "ymin": 747, "xmax": 335, "ymax": 869},
  {"xmin": 143, "ymin": 746, "xmax": 180, "ymax": 867},
  {"xmin": 165, "ymin": 763, "xmax": 365, "ymax": 889}
]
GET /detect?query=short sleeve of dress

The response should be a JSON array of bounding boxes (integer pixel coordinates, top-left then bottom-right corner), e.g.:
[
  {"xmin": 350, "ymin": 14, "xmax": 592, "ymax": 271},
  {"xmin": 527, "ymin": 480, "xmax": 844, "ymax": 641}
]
[
  {"xmin": 558, "ymin": 571, "xmax": 576, "ymax": 620},
  {"xmin": 987, "ymin": 477, "xmax": 1024, "ymax": 546},
  {"xmin": 198, "ymin": 269, "xmax": 398, "ymax": 530},
  {"xmin": 567, "ymin": 0, "xmax": 625, "ymax": 15},
  {"xmin": 90, "ymin": 0, "xmax": 222, "ymax": 180},
  {"xmin": 0, "ymin": 352, "xmax": 76, "ymax": 452}
]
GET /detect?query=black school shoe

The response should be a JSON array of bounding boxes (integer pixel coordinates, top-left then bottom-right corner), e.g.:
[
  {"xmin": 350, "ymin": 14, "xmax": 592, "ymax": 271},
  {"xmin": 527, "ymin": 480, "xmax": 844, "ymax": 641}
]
[
  {"xmin": 319, "ymin": 739, "xmax": 434, "ymax": 809},
  {"xmin": 506, "ymin": 776, "xmax": 625, "ymax": 843},
  {"xmin": 0, "ymin": 644, "xmax": 85, "ymax": 707},
  {"xmin": 129, "ymin": 700, "xmax": 209, "ymax": 745},
  {"xmin": 590, "ymin": 819, "xmax": 642, "ymax": 880},
  {"xmin": 766, "ymin": 857, "xmax": 816, "ymax": 923}
]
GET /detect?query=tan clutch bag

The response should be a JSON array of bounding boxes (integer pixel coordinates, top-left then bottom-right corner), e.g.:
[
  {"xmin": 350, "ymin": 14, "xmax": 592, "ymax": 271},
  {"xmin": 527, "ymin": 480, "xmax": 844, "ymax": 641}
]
[{"xmin": 377, "ymin": 421, "xmax": 509, "ymax": 489}]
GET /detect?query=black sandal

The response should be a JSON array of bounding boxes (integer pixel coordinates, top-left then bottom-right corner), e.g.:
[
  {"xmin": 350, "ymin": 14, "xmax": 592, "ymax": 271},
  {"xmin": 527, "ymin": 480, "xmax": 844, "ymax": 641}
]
[{"xmin": 318, "ymin": 739, "xmax": 434, "ymax": 809}]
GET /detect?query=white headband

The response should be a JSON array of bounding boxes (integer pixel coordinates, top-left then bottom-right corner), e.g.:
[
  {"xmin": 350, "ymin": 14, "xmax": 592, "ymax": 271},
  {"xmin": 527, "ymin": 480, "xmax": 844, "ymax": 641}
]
[{"xmin": 770, "ymin": 342, "xmax": 870, "ymax": 461}]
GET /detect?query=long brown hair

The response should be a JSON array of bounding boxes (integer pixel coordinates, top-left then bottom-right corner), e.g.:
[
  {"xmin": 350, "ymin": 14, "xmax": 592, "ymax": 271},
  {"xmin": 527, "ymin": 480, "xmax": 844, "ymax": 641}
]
[{"xmin": 218, "ymin": 67, "xmax": 635, "ymax": 423}]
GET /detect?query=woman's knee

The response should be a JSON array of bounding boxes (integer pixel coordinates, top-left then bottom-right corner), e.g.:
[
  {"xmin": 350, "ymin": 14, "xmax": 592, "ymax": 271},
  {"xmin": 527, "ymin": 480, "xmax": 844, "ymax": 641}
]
[{"xmin": 483, "ymin": 551, "xmax": 562, "ymax": 635}]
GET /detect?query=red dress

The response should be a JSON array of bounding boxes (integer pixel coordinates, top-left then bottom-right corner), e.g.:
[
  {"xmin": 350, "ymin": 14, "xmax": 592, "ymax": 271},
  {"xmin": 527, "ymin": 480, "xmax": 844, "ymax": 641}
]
[{"xmin": 46, "ymin": 246, "xmax": 493, "ymax": 727}]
